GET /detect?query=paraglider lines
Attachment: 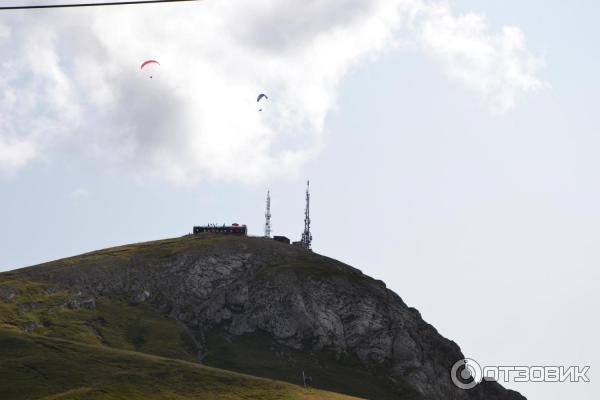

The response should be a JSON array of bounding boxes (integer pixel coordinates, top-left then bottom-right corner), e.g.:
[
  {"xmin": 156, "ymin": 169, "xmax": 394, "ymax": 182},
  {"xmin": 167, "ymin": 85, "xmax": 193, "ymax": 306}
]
[{"xmin": 0, "ymin": 0, "xmax": 202, "ymax": 11}]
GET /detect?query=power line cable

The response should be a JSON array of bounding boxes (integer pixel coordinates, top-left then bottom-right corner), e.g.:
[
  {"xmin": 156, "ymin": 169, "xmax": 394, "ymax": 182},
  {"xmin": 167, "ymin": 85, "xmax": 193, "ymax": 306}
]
[{"xmin": 0, "ymin": 0, "xmax": 202, "ymax": 11}]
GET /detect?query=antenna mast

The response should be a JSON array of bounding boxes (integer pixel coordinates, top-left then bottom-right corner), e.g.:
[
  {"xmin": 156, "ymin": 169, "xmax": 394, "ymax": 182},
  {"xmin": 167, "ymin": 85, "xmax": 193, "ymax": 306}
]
[
  {"xmin": 264, "ymin": 190, "xmax": 272, "ymax": 238},
  {"xmin": 300, "ymin": 181, "xmax": 312, "ymax": 250}
]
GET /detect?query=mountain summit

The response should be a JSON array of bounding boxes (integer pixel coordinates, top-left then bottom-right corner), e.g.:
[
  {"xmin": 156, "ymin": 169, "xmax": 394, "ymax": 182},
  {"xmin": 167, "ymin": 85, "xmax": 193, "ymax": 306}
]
[{"xmin": 2, "ymin": 234, "xmax": 525, "ymax": 399}]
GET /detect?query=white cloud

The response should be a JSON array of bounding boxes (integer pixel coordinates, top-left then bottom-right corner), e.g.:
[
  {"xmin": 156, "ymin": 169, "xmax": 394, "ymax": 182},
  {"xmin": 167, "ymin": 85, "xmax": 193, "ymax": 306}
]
[
  {"xmin": 0, "ymin": 1, "xmax": 544, "ymax": 180},
  {"xmin": 418, "ymin": 3, "xmax": 544, "ymax": 112},
  {"xmin": 0, "ymin": 137, "xmax": 36, "ymax": 172}
]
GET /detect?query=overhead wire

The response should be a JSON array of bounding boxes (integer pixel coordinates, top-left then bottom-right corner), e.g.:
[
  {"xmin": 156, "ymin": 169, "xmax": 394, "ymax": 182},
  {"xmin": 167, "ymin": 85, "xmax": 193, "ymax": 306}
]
[{"xmin": 0, "ymin": 0, "xmax": 202, "ymax": 11}]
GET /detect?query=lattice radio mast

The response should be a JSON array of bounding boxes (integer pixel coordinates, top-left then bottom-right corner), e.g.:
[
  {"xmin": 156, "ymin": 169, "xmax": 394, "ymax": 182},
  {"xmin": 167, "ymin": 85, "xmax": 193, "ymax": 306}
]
[
  {"xmin": 300, "ymin": 181, "xmax": 312, "ymax": 250},
  {"xmin": 264, "ymin": 190, "xmax": 272, "ymax": 238}
]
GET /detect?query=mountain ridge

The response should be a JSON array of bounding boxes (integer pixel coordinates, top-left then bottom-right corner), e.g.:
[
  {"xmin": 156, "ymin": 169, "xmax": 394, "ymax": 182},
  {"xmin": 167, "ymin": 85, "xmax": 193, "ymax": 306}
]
[{"xmin": 1, "ymin": 234, "xmax": 525, "ymax": 399}]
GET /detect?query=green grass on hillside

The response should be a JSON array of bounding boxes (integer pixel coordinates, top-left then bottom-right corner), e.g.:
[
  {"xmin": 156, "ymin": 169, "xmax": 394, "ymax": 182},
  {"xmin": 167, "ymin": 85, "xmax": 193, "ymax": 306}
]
[
  {"xmin": 0, "ymin": 329, "xmax": 362, "ymax": 400},
  {"xmin": 23, "ymin": 234, "xmax": 234, "ymax": 274},
  {"xmin": 0, "ymin": 276, "xmax": 197, "ymax": 362},
  {"xmin": 204, "ymin": 330, "xmax": 412, "ymax": 400},
  {"xmin": 0, "ymin": 235, "xmax": 393, "ymax": 399}
]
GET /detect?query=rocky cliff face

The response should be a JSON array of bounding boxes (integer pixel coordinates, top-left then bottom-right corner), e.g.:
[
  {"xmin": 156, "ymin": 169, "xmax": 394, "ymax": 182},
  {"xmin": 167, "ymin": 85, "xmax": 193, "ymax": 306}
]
[{"xmin": 16, "ymin": 235, "xmax": 525, "ymax": 400}]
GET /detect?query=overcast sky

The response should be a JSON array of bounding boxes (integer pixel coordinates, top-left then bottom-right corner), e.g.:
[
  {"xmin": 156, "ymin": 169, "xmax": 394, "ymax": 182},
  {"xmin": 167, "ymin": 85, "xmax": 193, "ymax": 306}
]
[{"xmin": 0, "ymin": 1, "xmax": 598, "ymax": 399}]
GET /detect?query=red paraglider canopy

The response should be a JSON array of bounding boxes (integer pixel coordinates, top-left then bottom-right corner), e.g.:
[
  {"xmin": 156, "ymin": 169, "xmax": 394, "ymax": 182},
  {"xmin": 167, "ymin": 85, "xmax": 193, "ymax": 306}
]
[{"xmin": 140, "ymin": 60, "xmax": 160, "ymax": 69}]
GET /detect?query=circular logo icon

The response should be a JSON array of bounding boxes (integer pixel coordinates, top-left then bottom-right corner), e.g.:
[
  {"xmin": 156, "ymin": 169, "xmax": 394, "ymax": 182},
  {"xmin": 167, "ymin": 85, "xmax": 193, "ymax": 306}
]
[{"xmin": 450, "ymin": 358, "xmax": 483, "ymax": 390}]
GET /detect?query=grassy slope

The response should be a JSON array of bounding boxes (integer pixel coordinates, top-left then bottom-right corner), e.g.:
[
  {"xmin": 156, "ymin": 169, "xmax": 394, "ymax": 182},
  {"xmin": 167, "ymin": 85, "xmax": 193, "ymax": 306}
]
[
  {"xmin": 0, "ymin": 328, "xmax": 361, "ymax": 400},
  {"xmin": 0, "ymin": 275, "xmax": 197, "ymax": 362},
  {"xmin": 203, "ymin": 330, "xmax": 406, "ymax": 400},
  {"xmin": 17, "ymin": 234, "xmax": 232, "ymax": 275},
  {"xmin": 15, "ymin": 234, "xmax": 359, "ymax": 281}
]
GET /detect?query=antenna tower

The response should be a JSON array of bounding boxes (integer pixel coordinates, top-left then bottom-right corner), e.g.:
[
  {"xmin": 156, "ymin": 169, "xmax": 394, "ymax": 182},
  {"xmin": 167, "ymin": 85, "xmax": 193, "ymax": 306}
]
[
  {"xmin": 264, "ymin": 190, "xmax": 272, "ymax": 238},
  {"xmin": 300, "ymin": 181, "xmax": 312, "ymax": 250}
]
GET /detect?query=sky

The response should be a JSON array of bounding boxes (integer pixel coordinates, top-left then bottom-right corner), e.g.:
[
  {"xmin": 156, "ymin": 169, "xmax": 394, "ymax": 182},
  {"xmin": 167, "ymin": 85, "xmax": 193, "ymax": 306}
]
[{"xmin": 0, "ymin": 1, "xmax": 598, "ymax": 399}]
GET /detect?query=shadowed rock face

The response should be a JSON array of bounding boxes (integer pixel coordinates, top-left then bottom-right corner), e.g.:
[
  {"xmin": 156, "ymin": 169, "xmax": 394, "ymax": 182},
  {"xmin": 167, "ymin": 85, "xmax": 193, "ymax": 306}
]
[{"xmin": 16, "ymin": 235, "xmax": 525, "ymax": 400}]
